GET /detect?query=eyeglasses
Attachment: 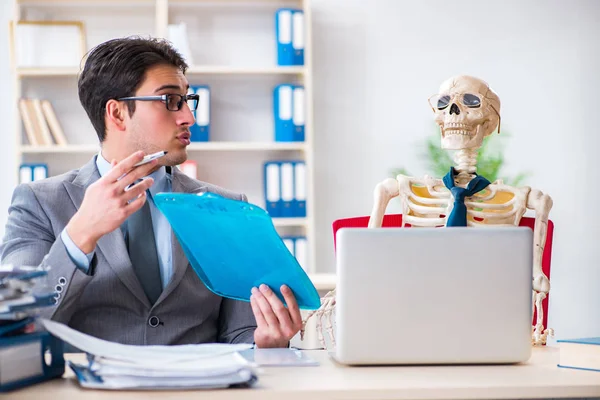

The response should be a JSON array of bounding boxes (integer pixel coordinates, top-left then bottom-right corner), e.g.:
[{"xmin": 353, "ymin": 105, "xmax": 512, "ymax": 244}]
[
  {"xmin": 427, "ymin": 92, "xmax": 501, "ymax": 133},
  {"xmin": 118, "ymin": 93, "xmax": 200, "ymax": 112}
]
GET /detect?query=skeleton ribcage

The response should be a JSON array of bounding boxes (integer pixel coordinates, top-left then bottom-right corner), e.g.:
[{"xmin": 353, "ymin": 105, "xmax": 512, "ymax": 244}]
[{"xmin": 398, "ymin": 176, "xmax": 529, "ymax": 227}]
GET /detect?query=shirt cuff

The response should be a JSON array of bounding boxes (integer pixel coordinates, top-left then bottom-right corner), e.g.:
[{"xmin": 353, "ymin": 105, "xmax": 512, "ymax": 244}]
[{"xmin": 61, "ymin": 228, "xmax": 94, "ymax": 273}]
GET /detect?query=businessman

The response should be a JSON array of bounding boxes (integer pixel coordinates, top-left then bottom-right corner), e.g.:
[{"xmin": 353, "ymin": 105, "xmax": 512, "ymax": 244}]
[{"xmin": 0, "ymin": 36, "xmax": 302, "ymax": 348}]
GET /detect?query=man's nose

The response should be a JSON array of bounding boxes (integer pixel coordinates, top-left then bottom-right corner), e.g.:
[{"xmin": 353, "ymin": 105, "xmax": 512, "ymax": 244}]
[{"xmin": 178, "ymin": 103, "xmax": 196, "ymax": 126}]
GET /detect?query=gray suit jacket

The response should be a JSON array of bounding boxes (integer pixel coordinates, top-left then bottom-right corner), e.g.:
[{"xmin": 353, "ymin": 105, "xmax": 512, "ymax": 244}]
[{"xmin": 0, "ymin": 156, "xmax": 257, "ymax": 345}]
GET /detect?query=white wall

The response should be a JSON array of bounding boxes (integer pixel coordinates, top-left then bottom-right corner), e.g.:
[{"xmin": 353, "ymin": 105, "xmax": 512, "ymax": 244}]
[
  {"xmin": 0, "ymin": 1, "xmax": 16, "ymax": 240},
  {"xmin": 310, "ymin": 0, "xmax": 600, "ymax": 341},
  {"xmin": 0, "ymin": 0, "xmax": 598, "ymax": 341}
]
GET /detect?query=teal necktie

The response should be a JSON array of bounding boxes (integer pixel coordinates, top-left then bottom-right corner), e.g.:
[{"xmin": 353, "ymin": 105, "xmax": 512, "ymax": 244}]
[
  {"xmin": 125, "ymin": 191, "xmax": 163, "ymax": 304},
  {"xmin": 442, "ymin": 167, "xmax": 491, "ymax": 227}
]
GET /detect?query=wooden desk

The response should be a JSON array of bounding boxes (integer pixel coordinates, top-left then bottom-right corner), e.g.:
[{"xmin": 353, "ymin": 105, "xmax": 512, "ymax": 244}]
[{"xmin": 8, "ymin": 347, "xmax": 600, "ymax": 400}]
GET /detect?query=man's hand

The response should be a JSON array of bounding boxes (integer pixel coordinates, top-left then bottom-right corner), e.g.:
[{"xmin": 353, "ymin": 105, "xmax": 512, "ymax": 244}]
[
  {"xmin": 65, "ymin": 151, "xmax": 158, "ymax": 253},
  {"xmin": 250, "ymin": 284, "xmax": 302, "ymax": 348}
]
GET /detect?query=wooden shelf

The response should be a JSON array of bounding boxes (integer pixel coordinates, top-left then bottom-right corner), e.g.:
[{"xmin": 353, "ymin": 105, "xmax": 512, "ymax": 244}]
[
  {"xmin": 309, "ymin": 273, "xmax": 336, "ymax": 291},
  {"xmin": 16, "ymin": 0, "xmax": 154, "ymax": 4},
  {"xmin": 187, "ymin": 66, "xmax": 305, "ymax": 75},
  {"xmin": 20, "ymin": 142, "xmax": 306, "ymax": 153},
  {"xmin": 272, "ymin": 217, "xmax": 308, "ymax": 227},
  {"xmin": 16, "ymin": 66, "xmax": 305, "ymax": 78},
  {"xmin": 18, "ymin": 0, "xmax": 296, "ymax": 3},
  {"xmin": 170, "ymin": 0, "xmax": 300, "ymax": 2},
  {"xmin": 188, "ymin": 142, "xmax": 306, "ymax": 151},
  {"xmin": 20, "ymin": 145, "xmax": 99, "ymax": 153},
  {"xmin": 16, "ymin": 67, "xmax": 81, "ymax": 77}
]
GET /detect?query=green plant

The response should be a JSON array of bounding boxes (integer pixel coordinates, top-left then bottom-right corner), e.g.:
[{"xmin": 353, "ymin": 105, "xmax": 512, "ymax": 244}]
[{"xmin": 391, "ymin": 129, "xmax": 530, "ymax": 187}]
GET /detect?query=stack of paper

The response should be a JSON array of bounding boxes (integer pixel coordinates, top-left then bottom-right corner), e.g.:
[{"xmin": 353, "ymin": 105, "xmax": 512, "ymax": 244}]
[
  {"xmin": 0, "ymin": 265, "xmax": 55, "ymax": 335},
  {"xmin": 41, "ymin": 319, "xmax": 259, "ymax": 390}
]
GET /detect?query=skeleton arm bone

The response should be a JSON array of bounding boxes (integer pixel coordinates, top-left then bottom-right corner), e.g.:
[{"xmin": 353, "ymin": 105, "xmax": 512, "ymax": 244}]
[
  {"xmin": 526, "ymin": 188, "xmax": 553, "ymax": 344},
  {"xmin": 526, "ymin": 189, "xmax": 553, "ymax": 294},
  {"xmin": 368, "ymin": 178, "xmax": 400, "ymax": 228}
]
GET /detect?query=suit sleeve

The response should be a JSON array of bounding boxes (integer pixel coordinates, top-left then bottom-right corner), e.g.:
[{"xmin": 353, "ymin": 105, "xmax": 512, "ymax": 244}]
[
  {"xmin": 217, "ymin": 298, "xmax": 257, "ymax": 344},
  {"xmin": 0, "ymin": 184, "xmax": 96, "ymax": 323}
]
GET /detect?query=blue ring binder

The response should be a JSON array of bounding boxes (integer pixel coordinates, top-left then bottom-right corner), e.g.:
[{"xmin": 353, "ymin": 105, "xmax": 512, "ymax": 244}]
[{"xmin": 0, "ymin": 331, "xmax": 65, "ymax": 392}]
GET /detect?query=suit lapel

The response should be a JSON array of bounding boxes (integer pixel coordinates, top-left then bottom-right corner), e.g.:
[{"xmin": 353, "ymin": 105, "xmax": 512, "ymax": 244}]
[
  {"xmin": 157, "ymin": 167, "xmax": 207, "ymax": 302},
  {"xmin": 62, "ymin": 156, "xmax": 151, "ymax": 308}
]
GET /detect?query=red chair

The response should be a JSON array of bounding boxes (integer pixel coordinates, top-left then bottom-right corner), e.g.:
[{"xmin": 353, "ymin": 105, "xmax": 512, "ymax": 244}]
[{"xmin": 332, "ymin": 214, "xmax": 554, "ymax": 334}]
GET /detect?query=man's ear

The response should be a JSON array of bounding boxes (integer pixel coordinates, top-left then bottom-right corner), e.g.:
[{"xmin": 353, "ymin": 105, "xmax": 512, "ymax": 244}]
[{"xmin": 105, "ymin": 99, "xmax": 127, "ymax": 131}]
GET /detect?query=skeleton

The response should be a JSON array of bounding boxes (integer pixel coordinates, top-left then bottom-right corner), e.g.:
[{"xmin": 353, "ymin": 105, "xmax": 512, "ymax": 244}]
[
  {"xmin": 300, "ymin": 290, "xmax": 336, "ymax": 348},
  {"xmin": 301, "ymin": 75, "xmax": 553, "ymax": 349}
]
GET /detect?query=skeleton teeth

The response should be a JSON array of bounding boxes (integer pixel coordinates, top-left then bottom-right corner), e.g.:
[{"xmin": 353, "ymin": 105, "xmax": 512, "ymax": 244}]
[
  {"xmin": 444, "ymin": 130, "xmax": 473, "ymax": 136},
  {"xmin": 445, "ymin": 123, "xmax": 472, "ymax": 129}
]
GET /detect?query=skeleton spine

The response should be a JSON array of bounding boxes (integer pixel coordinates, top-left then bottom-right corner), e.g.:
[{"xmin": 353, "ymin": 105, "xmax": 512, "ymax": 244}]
[{"xmin": 454, "ymin": 148, "xmax": 478, "ymax": 177}]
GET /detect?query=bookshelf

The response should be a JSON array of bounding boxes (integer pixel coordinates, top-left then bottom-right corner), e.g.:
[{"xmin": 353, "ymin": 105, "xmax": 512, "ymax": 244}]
[{"xmin": 10, "ymin": 0, "xmax": 335, "ymax": 298}]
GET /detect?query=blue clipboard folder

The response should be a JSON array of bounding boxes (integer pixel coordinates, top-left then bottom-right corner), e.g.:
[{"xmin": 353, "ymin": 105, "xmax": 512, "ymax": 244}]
[{"xmin": 154, "ymin": 192, "xmax": 321, "ymax": 310}]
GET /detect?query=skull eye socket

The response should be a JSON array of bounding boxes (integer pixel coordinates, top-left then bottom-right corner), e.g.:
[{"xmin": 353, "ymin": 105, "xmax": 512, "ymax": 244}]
[
  {"xmin": 462, "ymin": 93, "xmax": 481, "ymax": 108},
  {"xmin": 437, "ymin": 95, "xmax": 451, "ymax": 110}
]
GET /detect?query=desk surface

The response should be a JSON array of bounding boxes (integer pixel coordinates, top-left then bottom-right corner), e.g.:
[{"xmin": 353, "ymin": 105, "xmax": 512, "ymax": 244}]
[{"xmin": 9, "ymin": 347, "xmax": 600, "ymax": 400}]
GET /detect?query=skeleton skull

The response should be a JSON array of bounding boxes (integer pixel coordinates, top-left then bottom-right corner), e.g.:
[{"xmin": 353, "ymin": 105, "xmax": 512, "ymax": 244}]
[{"xmin": 430, "ymin": 75, "xmax": 501, "ymax": 150}]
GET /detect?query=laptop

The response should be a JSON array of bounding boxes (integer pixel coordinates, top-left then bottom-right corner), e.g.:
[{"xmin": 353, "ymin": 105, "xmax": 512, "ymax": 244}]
[{"xmin": 332, "ymin": 227, "xmax": 533, "ymax": 365}]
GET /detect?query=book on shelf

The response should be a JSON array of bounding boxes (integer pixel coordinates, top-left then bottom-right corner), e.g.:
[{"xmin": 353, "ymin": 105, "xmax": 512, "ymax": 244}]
[
  {"xmin": 263, "ymin": 160, "xmax": 306, "ymax": 218},
  {"xmin": 273, "ymin": 84, "xmax": 305, "ymax": 142},
  {"xmin": 30, "ymin": 99, "xmax": 54, "ymax": 145},
  {"xmin": 18, "ymin": 98, "xmax": 40, "ymax": 146},
  {"xmin": 189, "ymin": 85, "xmax": 210, "ymax": 142},
  {"xmin": 275, "ymin": 8, "xmax": 305, "ymax": 66},
  {"xmin": 167, "ymin": 22, "xmax": 194, "ymax": 66},
  {"xmin": 557, "ymin": 336, "xmax": 600, "ymax": 372},
  {"xmin": 19, "ymin": 163, "xmax": 48, "ymax": 183},
  {"xmin": 40, "ymin": 100, "xmax": 68, "ymax": 145},
  {"xmin": 18, "ymin": 98, "xmax": 67, "ymax": 146},
  {"xmin": 281, "ymin": 235, "xmax": 308, "ymax": 272}
]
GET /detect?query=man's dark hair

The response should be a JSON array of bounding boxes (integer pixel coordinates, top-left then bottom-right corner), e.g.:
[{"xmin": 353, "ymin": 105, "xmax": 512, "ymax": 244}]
[{"xmin": 78, "ymin": 36, "xmax": 188, "ymax": 142}]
